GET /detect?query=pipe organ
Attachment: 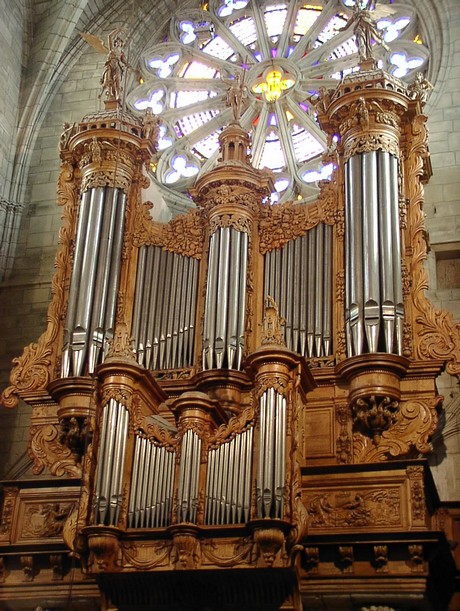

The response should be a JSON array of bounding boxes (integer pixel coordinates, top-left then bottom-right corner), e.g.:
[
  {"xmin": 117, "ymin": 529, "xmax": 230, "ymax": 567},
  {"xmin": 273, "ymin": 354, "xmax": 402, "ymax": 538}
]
[{"xmin": 2, "ymin": 61, "xmax": 460, "ymax": 611}]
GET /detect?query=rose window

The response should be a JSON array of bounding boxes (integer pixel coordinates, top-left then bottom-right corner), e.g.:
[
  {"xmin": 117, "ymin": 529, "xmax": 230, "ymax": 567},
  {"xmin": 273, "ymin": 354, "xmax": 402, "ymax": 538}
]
[{"xmin": 129, "ymin": 0, "xmax": 429, "ymax": 208}]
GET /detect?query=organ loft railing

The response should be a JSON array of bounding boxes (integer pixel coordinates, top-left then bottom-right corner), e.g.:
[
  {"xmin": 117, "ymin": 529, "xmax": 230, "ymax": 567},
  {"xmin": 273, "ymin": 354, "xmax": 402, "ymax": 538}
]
[{"xmin": 2, "ymin": 30, "xmax": 460, "ymax": 610}]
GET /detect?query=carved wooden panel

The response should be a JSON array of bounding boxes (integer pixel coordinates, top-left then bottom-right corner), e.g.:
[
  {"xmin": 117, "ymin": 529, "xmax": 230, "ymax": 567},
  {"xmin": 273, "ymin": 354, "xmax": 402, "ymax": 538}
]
[
  {"xmin": 11, "ymin": 488, "xmax": 80, "ymax": 545},
  {"xmin": 302, "ymin": 467, "xmax": 421, "ymax": 534}
]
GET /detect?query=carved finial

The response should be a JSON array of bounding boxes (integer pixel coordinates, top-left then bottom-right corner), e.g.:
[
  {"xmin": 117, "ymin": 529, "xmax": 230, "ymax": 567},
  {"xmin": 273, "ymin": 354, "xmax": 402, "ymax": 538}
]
[
  {"xmin": 261, "ymin": 296, "xmax": 286, "ymax": 346},
  {"xmin": 105, "ymin": 322, "xmax": 136, "ymax": 362}
]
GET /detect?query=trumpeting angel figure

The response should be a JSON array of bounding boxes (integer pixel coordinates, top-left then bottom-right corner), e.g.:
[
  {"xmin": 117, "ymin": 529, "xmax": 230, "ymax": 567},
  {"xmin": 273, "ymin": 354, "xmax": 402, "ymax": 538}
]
[{"xmin": 81, "ymin": 28, "xmax": 139, "ymax": 105}]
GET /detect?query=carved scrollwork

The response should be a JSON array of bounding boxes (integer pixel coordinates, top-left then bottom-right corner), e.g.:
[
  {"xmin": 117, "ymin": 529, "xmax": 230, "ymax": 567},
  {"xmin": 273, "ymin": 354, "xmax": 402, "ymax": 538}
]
[
  {"xmin": 0, "ymin": 487, "xmax": 19, "ymax": 538},
  {"xmin": 344, "ymin": 134, "xmax": 399, "ymax": 161},
  {"xmin": 1, "ymin": 161, "xmax": 79, "ymax": 409},
  {"xmin": 100, "ymin": 386, "xmax": 132, "ymax": 409},
  {"xmin": 256, "ymin": 373, "xmax": 289, "ymax": 398},
  {"xmin": 208, "ymin": 404, "xmax": 255, "ymax": 447},
  {"xmin": 81, "ymin": 170, "xmax": 131, "ymax": 192},
  {"xmin": 336, "ymin": 403, "xmax": 352, "ymax": 464},
  {"xmin": 29, "ymin": 423, "xmax": 81, "ymax": 477},
  {"xmin": 258, "ymin": 180, "xmax": 337, "ymax": 254},
  {"xmin": 133, "ymin": 203, "xmax": 204, "ymax": 259},
  {"xmin": 209, "ymin": 212, "xmax": 251, "ymax": 235},
  {"xmin": 352, "ymin": 396, "xmax": 441, "ymax": 462},
  {"xmin": 406, "ymin": 113, "xmax": 460, "ymax": 373}
]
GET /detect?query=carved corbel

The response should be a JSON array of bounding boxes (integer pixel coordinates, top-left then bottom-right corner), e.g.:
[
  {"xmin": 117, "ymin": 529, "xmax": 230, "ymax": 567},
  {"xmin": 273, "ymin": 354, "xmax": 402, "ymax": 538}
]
[
  {"xmin": 408, "ymin": 544, "xmax": 424, "ymax": 573},
  {"xmin": 338, "ymin": 545, "xmax": 354, "ymax": 573},
  {"xmin": 373, "ymin": 544, "xmax": 388, "ymax": 573},
  {"xmin": 20, "ymin": 556, "xmax": 35, "ymax": 582},
  {"xmin": 169, "ymin": 525, "xmax": 201, "ymax": 570},
  {"xmin": 50, "ymin": 554, "xmax": 65, "ymax": 580},
  {"xmin": 304, "ymin": 546, "xmax": 320, "ymax": 573},
  {"xmin": 252, "ymin": 525, "xmax": 286, "ymax": 568},
  {"xmin": 352, "ymin": 395, "xmax": 399, "ymax": 443},
  {"xmin": 85, "ymin": 526, "xmax": 122, "ymax": 572}
]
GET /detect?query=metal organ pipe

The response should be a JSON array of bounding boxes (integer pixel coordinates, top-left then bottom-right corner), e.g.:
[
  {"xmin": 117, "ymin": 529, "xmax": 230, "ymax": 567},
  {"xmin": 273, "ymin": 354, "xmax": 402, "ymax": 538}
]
[
  {"xmin": 128, "ymin": 433, "xmax": 176, "ymax": 529},
  {"xmin": 256, "ymin": 389, "xmax": 286, "ymax": 519},
  {"xmin": 132, "ymin": 246, "xmax": 198, "ymax": 371},
  {"xmin": 177, "ymin": 429, "xmax": 202, "ymax": 523},
  {"xmin": 61, "ymin": 187, "xmax": 126, "ymax": 377},
  {"xmin": 263, "ymin": 225, "xmax": 333, "ymax": 359},
  {"xmin": 203, "ymin": 227, "xmax": 248, "ymax": 370},
  {"xmin": 204, "ymin": 427, "xmax": 253, "ymax": 526},
  {"xmin": 344, "ymin": 152, "xmax": 403, "ymax": 356},
  {"xmin": 94, "ymin": 399, "xmax": 129, "ymax": 526}
]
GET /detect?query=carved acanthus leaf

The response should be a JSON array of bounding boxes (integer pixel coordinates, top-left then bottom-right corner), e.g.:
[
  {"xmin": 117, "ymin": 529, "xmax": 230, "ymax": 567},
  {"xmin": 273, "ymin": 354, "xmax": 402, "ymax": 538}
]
[
  {"xmin": 29, "ymin": 424, "xmax": 81, "ymax": 477},
  {"xmin": 352, "ymin": 396, "xmax": 441, "ymax": 462}
]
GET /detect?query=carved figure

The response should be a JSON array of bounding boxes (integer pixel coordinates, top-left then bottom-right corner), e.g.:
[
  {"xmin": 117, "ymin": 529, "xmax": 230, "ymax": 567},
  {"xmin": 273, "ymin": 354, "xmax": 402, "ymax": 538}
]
[
  {"xmin": 345, "ymin": 2, "xmax": 389, "ymax": 64},
  {"xmin": 81, "ymin": 29, "xmax": 138, "ymax": 104},
  {"xmin": 407, "ymin": 71, "xmax": 433, "ymax": 104},
  {"xmin": 142, "ymin": 107, "xmax": 160, "ymax": 143},
  {"xmin": 224, "ymin": 73, "xmax": 248, "ymax": 122},
  {"xmin": 260, "ymin": 296, "xmax": 285, "ymax": 346}
]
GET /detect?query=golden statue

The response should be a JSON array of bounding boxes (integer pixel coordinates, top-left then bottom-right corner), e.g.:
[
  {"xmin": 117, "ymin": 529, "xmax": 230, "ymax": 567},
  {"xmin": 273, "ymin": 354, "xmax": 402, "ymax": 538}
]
[{"xmin": 223, "ymin": 73, "xmax": 248, "ymax": 122}]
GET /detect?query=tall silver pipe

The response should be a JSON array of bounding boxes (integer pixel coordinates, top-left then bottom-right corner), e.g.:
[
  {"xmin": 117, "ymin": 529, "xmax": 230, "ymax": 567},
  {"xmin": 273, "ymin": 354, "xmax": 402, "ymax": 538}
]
[
  {"xmin": 97, "ymin": 399, "xmax": 118, "ymax": 525},
  {"xmin": 187, "ymin": 258, "xmax": 199, "ymax": 366},
  {"xmin": 172, "ymin": 255, "xmax": 185, "ymax": 369},
  {"xmin": 236, "ymin": 232, "xmax": 248, "ymax": 369},
  {"xmin": 307, "ymin": 228, "xmax": 316, "ymax": 358},
  {"xmin": 72, "ymin": 187, "xmax": 105, "ymax": 376},
  {"xmin": 132, "ymin": 247, "xmax": 147, "ymax": 365},
  {"xmin": 323, "ymin": 225, "xmax": 333, "ymax": 356},
  {"xmin": 190, "ymin": 432, "xmax": 201, "ymax": 522},
  {"xmin": 137, "ymin": 246, "xmax": 154, "ymax": 368},
  {"xmin": 62, "ymin": 190, "xmax": 91, "ymax": 377},
  {"xmin": 158, "ymin": 444, "xmax": 167, "ymax": 527},
  {"xmin": 88, "ymin": 188, "xmax": 118, "ymax": 373},
  {"xmin": 243, "ymin": 427, "xmax": 253, "ymax": 523},
  {"xmin": 151, "ymin": 444, "xmax": 163, "ymax": 527},
  {"xmin": 257, "ymin": 392, "xmax": 266, "ymax": 517},
  {"xmin": 263, "ymin": 388, "xmax": 275, "ymax": 517},
  {"xmin": 215, "ymin": 227, "xmax": 230, "ymax": 368},
  {"xmin": 151, "ymin": 248, "xmax": 166, "ymax": 370},
  {"xmin": 160, "ymin": 250, "xmax": 175, "ymax": 369},
  {"xmin": 128, "ymin": 434, "xmax": 142, "ymax": 527},
  {"xmin": 285, "ymin": 241, "xmax": 293, "ymax": 350},
  {"xmin": 203, "ymin": 231, "xmax": 220, "ymax": 370},
  {"xmin": 102, "ymin": 191, "xmax": 126, "ymax": 360},
  {"xmin": 362, "ymin": 152, "xmax": 380, "ymax": 352},
  {"xmin": 292, "ymin": 238, "xmax": 301, "ymax": 354},
  {"xmin": 144, "ymin": 247, "xmax": 160, "ymax": 369},
  {"xmin": 314, "ymin": 225, "xmax": 324, "ymax": 357},
  {"xmin": 95, "ymin": 400, "xmax": 111, "ymax": 523},
  {"xmin": 109, "ymin": 403, "xmax": 129, "ymax": 526},
  {"xmin": 378, "ymin": 152, "xmax": 396, "ymax": 353},
  {"xmin": 139, "ymin": 436, "xmax": 152, "ymax": 527},
  {"xmin": 227, "ymin": 229, "xmax": 242, "ymax": 368},
  {"xmin": 348, "ymin": 154, "xmax": 364, "ymax": 355},
  {"xmin": 165, "ymin": 254, "xmax": 180, "ymax": 369},
  {"xmin": 390, "ymin": 154, "xmax": 404, "ymax": 355},
  {"xmin": 299, "ymin": 235, "xmax": 307, "ymax": 357}
]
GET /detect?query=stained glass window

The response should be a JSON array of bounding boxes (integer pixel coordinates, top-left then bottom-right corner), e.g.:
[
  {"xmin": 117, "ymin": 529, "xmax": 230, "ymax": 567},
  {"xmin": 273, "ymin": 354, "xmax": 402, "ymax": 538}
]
[{"xmin": 130, "ymin": 0, "xmax": 429, "ymax": 206}]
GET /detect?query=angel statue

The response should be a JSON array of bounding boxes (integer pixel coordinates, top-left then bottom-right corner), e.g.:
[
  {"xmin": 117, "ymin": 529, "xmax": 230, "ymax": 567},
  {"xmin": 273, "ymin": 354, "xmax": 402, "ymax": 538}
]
[
  {"xmin": 344, "ymin": 1, "xmax": 390, "ymax": 65},
  {"xmin": 81, "ymin": 29, "xmax": 138, "ymax": 105}
]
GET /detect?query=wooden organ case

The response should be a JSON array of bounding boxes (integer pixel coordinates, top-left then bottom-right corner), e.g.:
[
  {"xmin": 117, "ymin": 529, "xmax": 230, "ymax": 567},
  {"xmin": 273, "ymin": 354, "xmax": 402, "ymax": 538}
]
[{"xmin": 1, "ymin": 66, "xmax": 460, "ymax": 610}]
